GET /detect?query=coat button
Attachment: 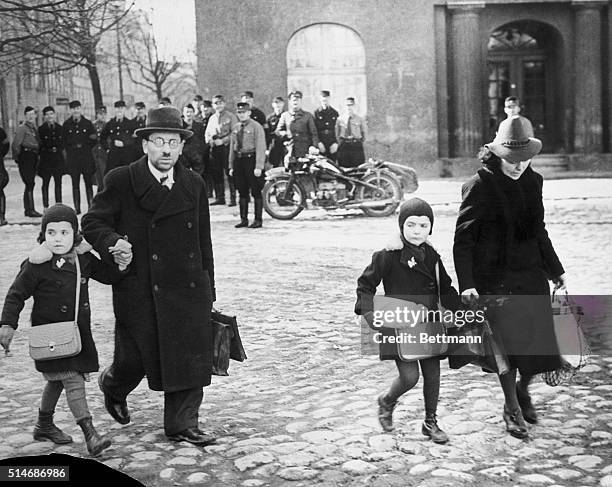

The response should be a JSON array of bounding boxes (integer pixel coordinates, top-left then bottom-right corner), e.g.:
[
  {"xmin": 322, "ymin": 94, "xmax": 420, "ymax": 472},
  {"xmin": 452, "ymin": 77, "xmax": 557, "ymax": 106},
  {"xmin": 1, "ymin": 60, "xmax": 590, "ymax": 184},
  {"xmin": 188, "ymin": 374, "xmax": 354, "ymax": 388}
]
[
  {"xmin": 153, "ymin": 284, "xmax": 159, "ymax": 292},
  {"xmin": 151, "ymin": 222, "xmax": 156, "ymax": 229},
  {"xmin": 186, "ymin": 222, "xmax": 193, "ymax": 229},
  {"xmin": 83, "ymin": 302, "xmax": 89, "ymax": 308},
  {"xmin": 56, "ymin": 280, "xmax": 62, "ymax": 287},
  {"xmin": 188, "ymin": 252, "xmax": 195, "ymax": 259},
  {"xmin": 60, "ymin": 305, "xmax": 68, "ymax": 313},
  {"xmin": 189, "ymin": 282, "xmax": 196, "ymax": 288},
  {"xmin": 152, "ymin": 254, "xmax": 158, "ymax": 261}
]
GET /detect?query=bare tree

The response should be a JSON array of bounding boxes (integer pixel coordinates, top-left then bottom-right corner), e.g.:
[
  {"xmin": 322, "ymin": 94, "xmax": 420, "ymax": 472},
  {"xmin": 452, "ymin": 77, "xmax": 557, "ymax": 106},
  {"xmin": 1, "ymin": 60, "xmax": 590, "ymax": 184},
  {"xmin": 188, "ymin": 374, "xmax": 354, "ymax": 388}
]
[
  {"xmin": 0, "ymin": 0, "xmax": 71, "ymax": 53},
  {"xmin": 121, "ymin": 12, "xmax": 183, "ymax": 100},
  {"xmin": 4, "ymin": 0, "xmax": 135, "ymax": 108}
]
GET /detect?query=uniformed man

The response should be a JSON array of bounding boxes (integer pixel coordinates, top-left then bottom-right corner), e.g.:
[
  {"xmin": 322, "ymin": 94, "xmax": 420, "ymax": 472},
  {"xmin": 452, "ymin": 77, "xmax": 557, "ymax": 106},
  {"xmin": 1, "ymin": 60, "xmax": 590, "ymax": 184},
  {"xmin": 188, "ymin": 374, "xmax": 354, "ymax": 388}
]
[
  {"xmin": 275, "ymin": 91, "xmax": 319, "ymax": 159},
  {"xmin": 131, "ymin": 101, "xmax": 147, "ymax": 160},
  {"xmin": 12, "ymin": 106, "xmax": 42, "ymax": 217},
  {"xmin": 159, "ymin": 97, "xmax": 172, "ymax": 107},
  {"xmin": 240, "ymin": 91, "xmax": 267, "ymax": 128},
  {"xmin": 335, "ymin": 97, "xmax": 367, "ymax": 168},
  {"xmin": 192, "ymin": 95, "xmax": 204, "ymax": 123},
  {"xmin": 204, "ymin": 95, "xmax": 238, "ymax": 206},
  {"xmin": 228, "ymin": 102, "xmax": 266, "ymax": 229},
  {"xmin": 314, "ymin": 90, "xmax": 339, "ymax": 161},
  {"xmin": 38, "ymin": 106, "xmax": 65, "ymax": 208},
  {"xmin": 101, "ymin": 100, "xmax": 136, "ymax": 173},
  {"xmin": 62, "ymin": 100, "xmax": 96, "ymax": 214},
  {"xmin": 266, "ymin": 97, "xmax": 285, "ymax": 167},
  {"xmin": 92, "ymin": 106, "xmax": 108, "ymax": 191},
  {"xmin": 179, "ymin": 104, "xmax": 206, "ymax": 177},
  {"xmin": 200, "ymin": 100, "xmax": 214, "ymax": 197}
]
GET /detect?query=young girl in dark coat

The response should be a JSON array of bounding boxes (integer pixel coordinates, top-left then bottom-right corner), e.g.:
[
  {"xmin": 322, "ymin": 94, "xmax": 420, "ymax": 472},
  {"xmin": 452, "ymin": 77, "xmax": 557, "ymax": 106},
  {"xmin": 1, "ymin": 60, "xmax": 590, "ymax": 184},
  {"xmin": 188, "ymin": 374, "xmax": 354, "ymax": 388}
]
[
  {"xmin": 0, "ymin": 204, "xmax": 127, "ymax": 456},
  {"xmin": 355, "ymin": 198, "xmax": 461, "ymax": 443}
]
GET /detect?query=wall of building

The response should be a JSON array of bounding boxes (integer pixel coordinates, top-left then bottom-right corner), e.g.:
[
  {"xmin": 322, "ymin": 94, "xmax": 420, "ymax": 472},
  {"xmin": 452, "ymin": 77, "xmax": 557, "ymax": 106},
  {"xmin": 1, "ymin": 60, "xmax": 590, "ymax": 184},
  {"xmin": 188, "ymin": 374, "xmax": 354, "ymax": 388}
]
[{"xmin": 196, "ymin": 0, "xmax": 441, "ymax": 169}]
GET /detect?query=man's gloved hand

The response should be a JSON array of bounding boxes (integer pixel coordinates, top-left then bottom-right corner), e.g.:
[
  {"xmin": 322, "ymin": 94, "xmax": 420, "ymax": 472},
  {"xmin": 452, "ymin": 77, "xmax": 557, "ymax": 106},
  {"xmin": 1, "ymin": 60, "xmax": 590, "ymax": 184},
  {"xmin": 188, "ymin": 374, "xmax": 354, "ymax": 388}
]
[{"xmin": 461, "ymin": 288, "xmax": 480, "ymax": 307}]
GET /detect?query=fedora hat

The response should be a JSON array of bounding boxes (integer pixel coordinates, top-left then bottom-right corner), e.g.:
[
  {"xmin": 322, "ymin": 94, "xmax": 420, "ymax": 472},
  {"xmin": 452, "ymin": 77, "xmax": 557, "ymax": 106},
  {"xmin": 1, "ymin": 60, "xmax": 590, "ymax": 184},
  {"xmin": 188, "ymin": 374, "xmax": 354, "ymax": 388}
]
[
  {"xmin": 134, "ymin": 107, "xmax": 193, "ymax": 139},
  {"xmin": 486, "ymin": 115, "xmax": 542, "ymax": 163}
]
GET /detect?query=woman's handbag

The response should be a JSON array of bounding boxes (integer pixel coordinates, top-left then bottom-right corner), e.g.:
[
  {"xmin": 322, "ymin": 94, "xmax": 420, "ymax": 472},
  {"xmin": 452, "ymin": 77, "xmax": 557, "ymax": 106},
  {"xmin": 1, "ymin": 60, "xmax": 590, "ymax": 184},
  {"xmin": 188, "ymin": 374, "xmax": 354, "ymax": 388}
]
[
  {"xmin": 29, "ymin": 256, "xmax": 82, "ymax": 361},
  {"xmin": 395, "ymin": 263, "xmax": 449, "ymax": 362},
  {"xmin": 211, "ymin": 310, "xmax": 247, "ymax": 376},
  {"xmin": 447, "ymin": 300, "xmax": 511, "ymax": 375}
]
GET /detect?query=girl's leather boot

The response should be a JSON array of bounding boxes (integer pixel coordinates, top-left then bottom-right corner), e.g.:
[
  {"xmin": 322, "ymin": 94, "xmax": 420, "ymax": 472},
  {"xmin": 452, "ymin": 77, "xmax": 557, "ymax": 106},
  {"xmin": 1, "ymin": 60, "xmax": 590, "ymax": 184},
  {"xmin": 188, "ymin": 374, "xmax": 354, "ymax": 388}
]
[
  {"xmin": 33, "ymin": 409, "xmax": 73, "ymax": 444},
  {"xmin": 77, "ymin": 417, "xmax": 111, "ymax": 456}
]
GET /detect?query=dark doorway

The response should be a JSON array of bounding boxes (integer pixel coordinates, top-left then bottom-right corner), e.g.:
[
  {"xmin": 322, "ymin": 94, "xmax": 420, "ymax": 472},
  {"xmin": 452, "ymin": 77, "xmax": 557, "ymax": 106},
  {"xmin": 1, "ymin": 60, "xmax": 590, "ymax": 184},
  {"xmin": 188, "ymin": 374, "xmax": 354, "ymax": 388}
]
[{"xmin": 487, "ymin": 21, "xmax": 561, "ymax": 152}]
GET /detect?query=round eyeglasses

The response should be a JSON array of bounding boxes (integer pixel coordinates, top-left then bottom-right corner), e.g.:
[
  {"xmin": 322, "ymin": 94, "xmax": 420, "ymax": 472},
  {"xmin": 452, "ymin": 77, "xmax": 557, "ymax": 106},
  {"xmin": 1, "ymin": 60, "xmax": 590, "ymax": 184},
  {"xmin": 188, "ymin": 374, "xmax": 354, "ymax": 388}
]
[{"xmin": 148, "ymin": 137, "xmax": 180, "ymax": 149}]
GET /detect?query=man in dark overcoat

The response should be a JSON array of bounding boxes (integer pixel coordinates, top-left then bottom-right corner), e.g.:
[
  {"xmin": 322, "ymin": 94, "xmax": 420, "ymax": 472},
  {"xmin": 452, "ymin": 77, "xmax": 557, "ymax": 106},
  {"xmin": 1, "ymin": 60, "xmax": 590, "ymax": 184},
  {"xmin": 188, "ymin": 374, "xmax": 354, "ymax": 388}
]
[
  {"xmin": 62, "ymin": 100, "xmax": 96, "ymax": 214},
  {"xmin": 275, "ymin": 90, "xmax": 319, "ymax": 159},
  {"xmin": 81, "ymin": 107, "xmax": 217, "ymax": 446},
  {"xmin": 178, "ymin": 104, "xmax": 206, "ymax": 177},
  {"xmin": 101, "ymin": 100, "xmax": 137, "ymax": 173},
  {"xmin": 38, "ymin": 106, "xmax": 65, "ymax": 209}
]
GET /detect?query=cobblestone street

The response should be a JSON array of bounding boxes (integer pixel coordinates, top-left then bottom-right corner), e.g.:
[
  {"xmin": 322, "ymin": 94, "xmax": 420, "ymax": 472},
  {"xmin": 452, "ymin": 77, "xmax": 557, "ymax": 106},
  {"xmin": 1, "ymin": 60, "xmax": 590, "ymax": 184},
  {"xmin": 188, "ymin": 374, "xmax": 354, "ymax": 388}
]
[{"xmin": 0, "ymin": 170, "xmax": 611, "ymax": 486}]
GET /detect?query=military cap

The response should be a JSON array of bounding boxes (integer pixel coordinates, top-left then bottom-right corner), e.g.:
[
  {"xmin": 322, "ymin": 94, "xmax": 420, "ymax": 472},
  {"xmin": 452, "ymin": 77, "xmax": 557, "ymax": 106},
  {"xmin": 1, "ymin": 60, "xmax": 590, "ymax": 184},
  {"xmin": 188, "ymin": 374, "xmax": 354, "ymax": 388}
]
[
  {"xmin": 159, "ymin": 96, "xmax": 171, "ymax": 105},
  {"xmin": 203, "ymin": 100, "xmax": 212, "ymax": 107},
  {"xmin": 273, "ymin": 96, "xmax": 284, "ymax": 103},
  {"xmin": 24, "ymin": 106, "xmax": 35, "ymax": 114},
  {"xmin": 320, "ymin": 90, "xmax": 330, "ymax": 97},
  {"xmin": 236, "ymin": 102, "xmax": 251, "ymax": 112},
  {"xmin": 193, "ymin": 94, "xmax": 203, "ymax": 102},
  {"xmin": 42, "ymin": 106, "xmax": 55, "ymax": 115},
  {"xmin": 184, "ymin": 103, "xmax": 195, "ymax": 111},
  {"xmin": 212, "ymin": 94, "xmax": 225, "ymax": 102},
  {"xmin": 288, "ymin": 90, "xmax": 303, "ymax": 99},
  {"xmin": 114, "ymin": 100, "xmax": 126, "ymax": 108},
  {"xmin": 346, "ymin": 97, "xmax": 356, "ymax": 104},
  {"xmin": 134, "ymin": 101, "xmax": 145, "ymax": 109},
  {"xmin": 68, "ymin": 100, "xmax": 81, "ymax": 109},
  {"xmin": 241, "ymin": 91, "xmax": 254, "ymax": 99},
  {"xmin": 96, "ymin": 106, "xmax": 107, "ymax": 114}
]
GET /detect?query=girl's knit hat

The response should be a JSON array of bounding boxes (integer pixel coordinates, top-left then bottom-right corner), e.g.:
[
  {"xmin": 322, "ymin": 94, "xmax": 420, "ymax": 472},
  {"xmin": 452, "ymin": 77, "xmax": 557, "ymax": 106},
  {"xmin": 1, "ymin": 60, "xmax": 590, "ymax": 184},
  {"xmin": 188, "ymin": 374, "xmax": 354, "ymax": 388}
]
[
  {"xmin": 41, "ymin": 204, "xmax": 78, "ymax": 235},
  {"xmin": 398, "ymin": 198, "xmax": 434, "ymax": 235}
]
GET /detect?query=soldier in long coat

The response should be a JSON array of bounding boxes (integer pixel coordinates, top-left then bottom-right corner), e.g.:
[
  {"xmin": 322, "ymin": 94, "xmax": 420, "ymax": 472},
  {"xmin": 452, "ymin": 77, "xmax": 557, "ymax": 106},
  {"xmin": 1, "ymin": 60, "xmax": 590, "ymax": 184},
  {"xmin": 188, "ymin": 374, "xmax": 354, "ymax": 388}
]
[
  {"xmin": 38, "ymin": 106, "xmax": 65, "ymax": 209},
  {"xmin": 81, "ymin": 107, "xmax": 217, "ymax": 446},
  {"xmin": 275, "ymin": 90, "xmax": 319, "ymax": 158},
  {"xmin": 101, "ymin": 100, "xmax": 136, "ymax": 173}
]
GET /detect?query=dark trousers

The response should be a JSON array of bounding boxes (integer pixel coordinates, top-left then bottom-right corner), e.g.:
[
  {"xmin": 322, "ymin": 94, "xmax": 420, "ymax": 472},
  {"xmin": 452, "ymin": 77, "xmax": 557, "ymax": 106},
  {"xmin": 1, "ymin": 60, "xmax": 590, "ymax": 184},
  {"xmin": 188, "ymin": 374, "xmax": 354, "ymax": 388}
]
[
  {"xmin": 234, "ymin": 155, "xmax": 264, "ymax": 200},
  {"xmin": 41, "ymin": 172, "xmax": 63, "ymax": 207},
  {"xmin": 210, "ymin": 145, "xmax": 229, "ymax": 186},
  {"xmin": 17, "ymin": 151, "xmax": 38, "ymax": 191},
  {"xmin": 268, "ymin": 139, "xmax": 285, "ymax": 167},
  {"xmin": 102, "ymin": 323, "xmax": 204, "ymax": 436},
  {"xmin": 337, "ymin": 140, "xmax": 365, "ymax": 167}
]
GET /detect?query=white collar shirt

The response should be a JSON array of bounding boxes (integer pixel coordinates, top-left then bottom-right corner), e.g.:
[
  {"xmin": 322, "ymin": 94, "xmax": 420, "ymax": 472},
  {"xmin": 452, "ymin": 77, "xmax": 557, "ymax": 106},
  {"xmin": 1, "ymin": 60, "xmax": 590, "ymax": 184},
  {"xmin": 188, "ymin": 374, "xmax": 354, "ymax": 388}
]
[{"xmin": 147, "ymin": 160, "xmax": 175, "ymax": 190}]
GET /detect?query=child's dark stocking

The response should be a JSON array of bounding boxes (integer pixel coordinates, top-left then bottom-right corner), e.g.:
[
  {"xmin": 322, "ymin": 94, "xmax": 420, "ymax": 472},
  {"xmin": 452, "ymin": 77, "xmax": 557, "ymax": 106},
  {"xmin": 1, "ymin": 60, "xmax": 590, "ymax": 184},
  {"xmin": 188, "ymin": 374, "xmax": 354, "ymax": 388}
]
[
  {"xmin": 419, "ymin": 358, "xmax": 448, "ymax": 443},
  {"xmin": 33, "ymin": 380, "xmax": 72, "ymax": 444}
]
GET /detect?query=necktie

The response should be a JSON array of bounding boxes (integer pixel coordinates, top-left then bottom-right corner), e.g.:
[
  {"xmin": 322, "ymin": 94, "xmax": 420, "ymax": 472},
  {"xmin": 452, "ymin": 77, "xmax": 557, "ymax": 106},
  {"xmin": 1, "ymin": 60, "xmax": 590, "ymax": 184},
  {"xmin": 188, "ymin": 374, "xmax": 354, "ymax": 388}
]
[
  {"xmin": 160, "ymin": 175, "xmax": 170, "ymax": 191},
  {"xmin": 346, "ymin": 116, "xmax": 352, "ymax": 137},
  {"xmin": 237, "ymin": 122, "xmax": 246, "ymax": 152}
]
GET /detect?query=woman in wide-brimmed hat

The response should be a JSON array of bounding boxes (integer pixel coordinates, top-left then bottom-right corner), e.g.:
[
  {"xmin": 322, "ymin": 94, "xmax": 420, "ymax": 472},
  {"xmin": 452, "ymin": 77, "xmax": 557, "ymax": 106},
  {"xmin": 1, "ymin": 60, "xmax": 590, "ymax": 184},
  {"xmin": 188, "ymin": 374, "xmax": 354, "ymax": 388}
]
[{"xmin": 453, "ymin": 115, "xmax": 567, "ymax": 439}]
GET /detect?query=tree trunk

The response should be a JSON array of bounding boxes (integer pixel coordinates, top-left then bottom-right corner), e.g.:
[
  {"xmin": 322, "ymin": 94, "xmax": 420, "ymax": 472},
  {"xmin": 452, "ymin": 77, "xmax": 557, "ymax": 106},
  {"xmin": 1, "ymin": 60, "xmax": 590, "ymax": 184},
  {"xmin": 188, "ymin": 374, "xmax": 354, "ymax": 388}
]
[
  {"xmin": 155, "ymin": 82, "xmax": 162, "ymax": 101},
  {"xmin": 86, "ymin": 63, "xmax": 103, "ymax": 110}
]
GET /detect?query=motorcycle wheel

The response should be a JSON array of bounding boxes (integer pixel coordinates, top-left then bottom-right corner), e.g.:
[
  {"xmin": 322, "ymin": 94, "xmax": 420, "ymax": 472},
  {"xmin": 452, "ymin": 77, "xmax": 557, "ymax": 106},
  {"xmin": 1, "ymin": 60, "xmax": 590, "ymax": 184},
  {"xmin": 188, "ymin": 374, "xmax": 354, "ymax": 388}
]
[
  {"xmin": 357, "ymin": 171, "xmax": 402, "ymax": 217},
  {"xmin": 262, "ymin": 178, "xmax": 305, "ymax": 220}
]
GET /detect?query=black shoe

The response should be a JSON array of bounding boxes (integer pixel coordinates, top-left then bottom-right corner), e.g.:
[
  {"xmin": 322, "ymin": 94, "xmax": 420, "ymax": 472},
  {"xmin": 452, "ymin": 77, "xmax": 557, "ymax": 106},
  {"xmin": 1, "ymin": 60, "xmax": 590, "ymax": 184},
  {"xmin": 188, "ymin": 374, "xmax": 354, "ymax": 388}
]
[
  {"xmin": 235, "ymin": 220, "xmax": 249, "ymax": 228},
  {"xmin": 422, "ymin": 414, "xmax": 449, "ymax": 444},
  {"xmin": 248, "ymin": 220, "xmax": 262, "ymax": 228},
  {"xmin": 228, "ymin": 199, "xmax": 237, "ymax": 207},
  {"xmin": 516, "ymin": 383, "xmax": 538, "ymax": 424},
  {"xmin": 377, "ymin": 394, "xmax": 397, "ymax": 433},
  {"xmin": 98, "ymin": 369, "xmax": 130, "ymax": 425},
  {"xmin": 33, "ymin": 410, "xmax": 73, "ymax": 444},
  {"xmin": 210, "ymin": 199, "xmax": 225, "ymax": 206},
  {"xmin": 503, "ymin": 405, "xmax": 529, "ymax": 439},
  {"xmin": 167, "ymin": 427, "xmax": 217, "ymax": 446}
]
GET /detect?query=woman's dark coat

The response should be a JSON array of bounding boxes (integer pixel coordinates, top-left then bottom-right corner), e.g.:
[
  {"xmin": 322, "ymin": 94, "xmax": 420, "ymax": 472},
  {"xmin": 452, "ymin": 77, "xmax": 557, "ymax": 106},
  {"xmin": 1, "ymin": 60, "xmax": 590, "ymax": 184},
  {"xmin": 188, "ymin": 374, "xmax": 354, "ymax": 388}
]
[
  {"xmin": 453, "ymin": 166, "xmax": 564, "ymax": 374},
  {"xmin": 0, "ymin": 252, "xmax": 122, "ymax": 374},
  {"xmin": 355, "ymin": 243, "xmax": 461, "ymax": 360},
  {"xmin": 81, "ymin": 157, "xmax": 215, "ymax": 393}
]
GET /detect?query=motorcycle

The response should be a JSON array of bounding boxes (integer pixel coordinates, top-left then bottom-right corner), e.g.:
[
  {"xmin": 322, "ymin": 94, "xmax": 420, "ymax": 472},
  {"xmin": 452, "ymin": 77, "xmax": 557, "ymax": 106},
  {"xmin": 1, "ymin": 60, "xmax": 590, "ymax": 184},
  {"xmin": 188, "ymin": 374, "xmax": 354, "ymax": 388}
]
[{"xmin": 262, "ymin": 145, "xmax": 417, "ymax": 220}]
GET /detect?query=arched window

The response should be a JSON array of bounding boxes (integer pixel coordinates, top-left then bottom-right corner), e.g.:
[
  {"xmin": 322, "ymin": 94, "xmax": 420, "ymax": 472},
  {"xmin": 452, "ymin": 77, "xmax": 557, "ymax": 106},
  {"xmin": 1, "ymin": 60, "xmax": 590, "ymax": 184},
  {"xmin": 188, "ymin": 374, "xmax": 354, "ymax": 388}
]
[{"xmin": 287, "ymin": 24, "xmax": 367, "ymax": 115}]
